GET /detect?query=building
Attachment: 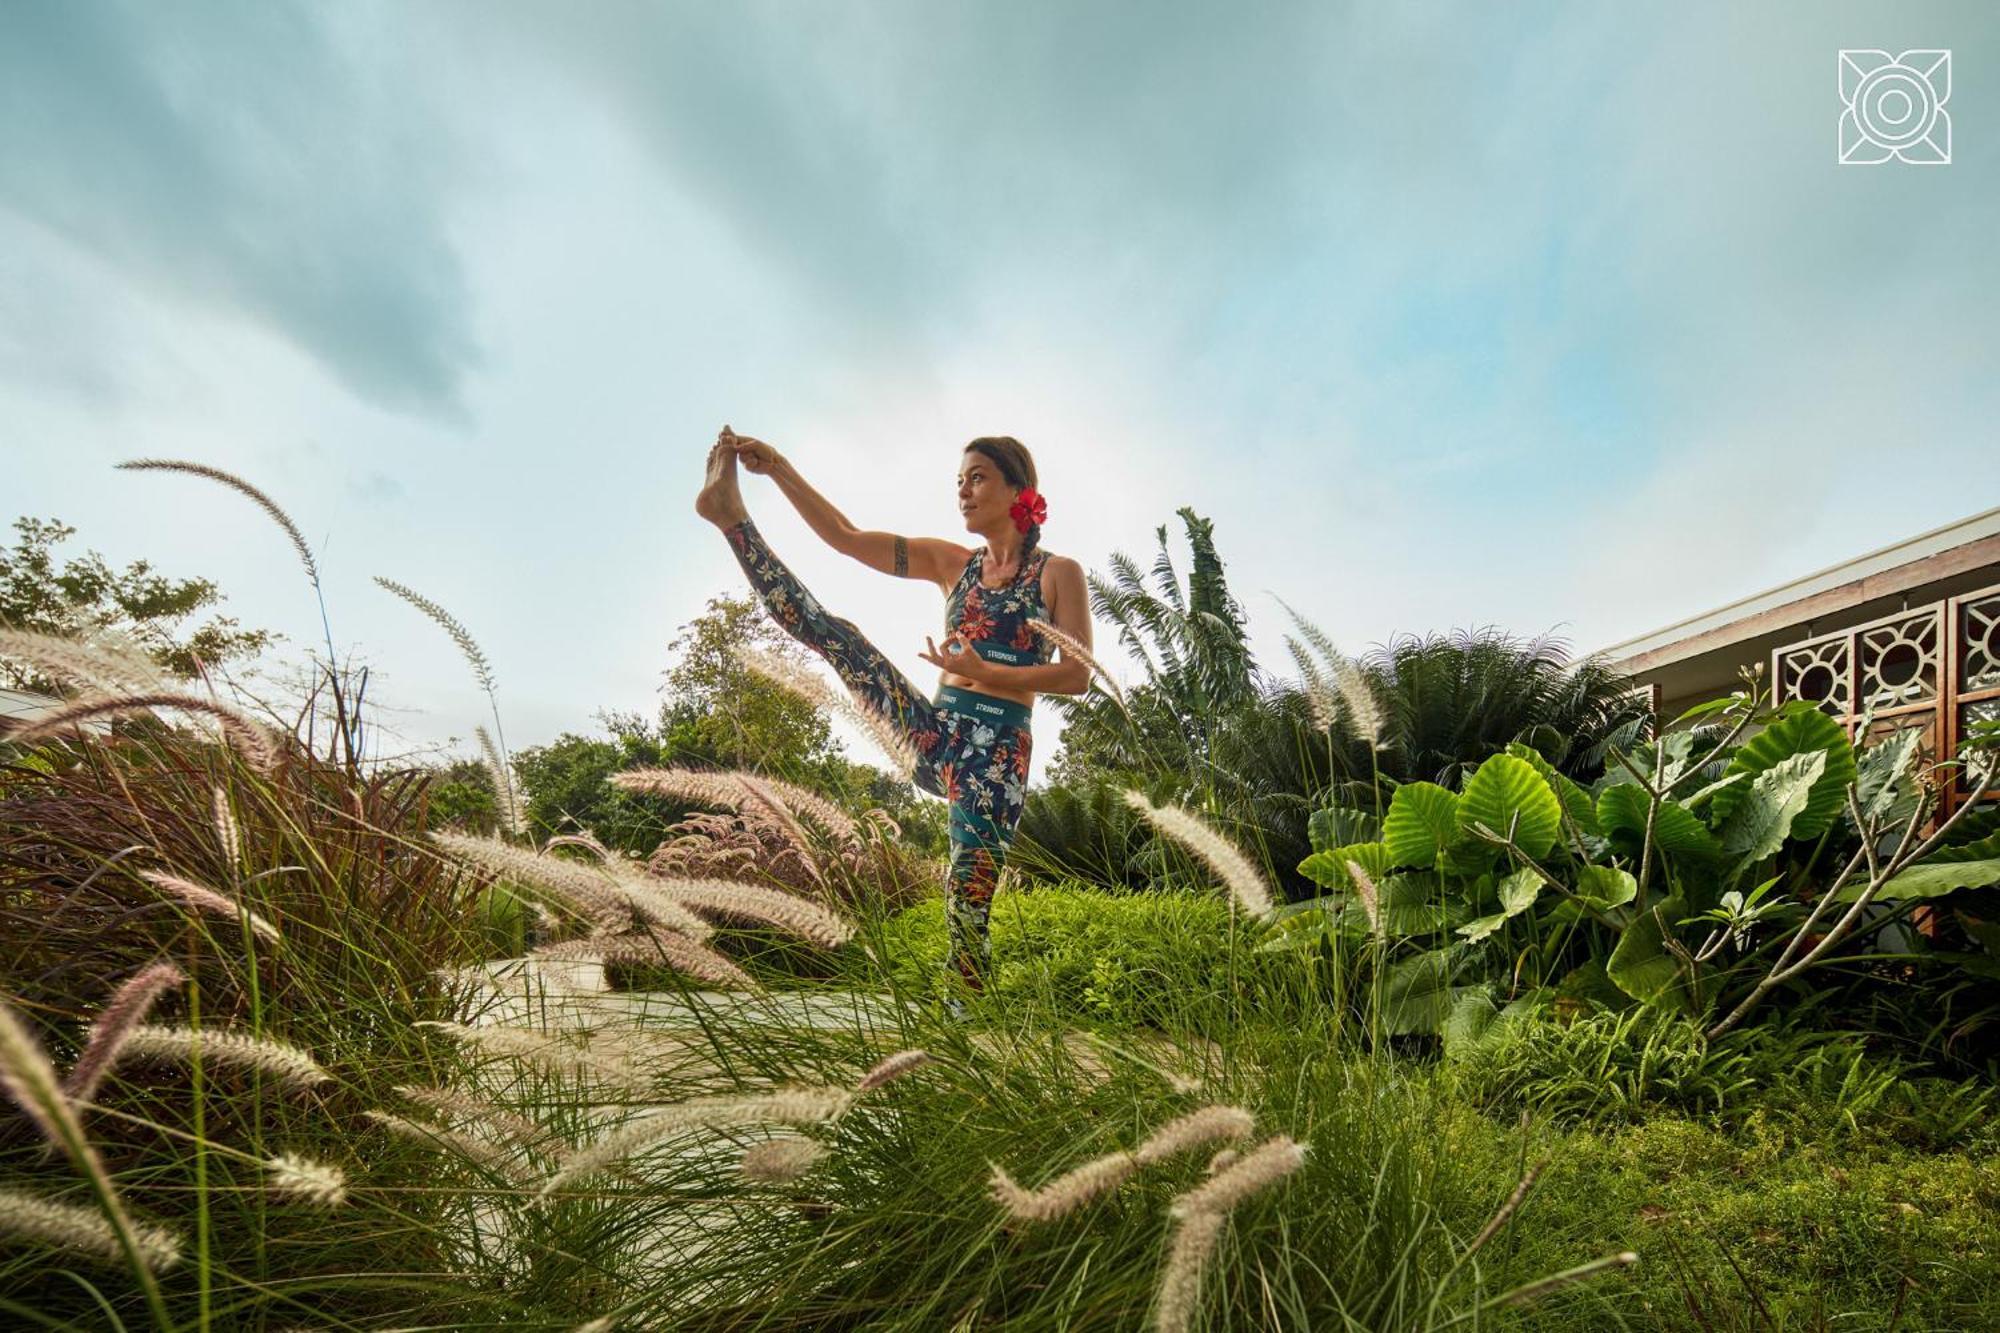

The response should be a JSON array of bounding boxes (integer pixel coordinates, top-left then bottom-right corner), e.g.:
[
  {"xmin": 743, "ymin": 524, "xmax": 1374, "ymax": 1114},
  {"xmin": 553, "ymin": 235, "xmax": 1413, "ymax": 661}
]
[{"xmin": 1600, "ymin": 505, "xmax": 2000, "ymax": 816}]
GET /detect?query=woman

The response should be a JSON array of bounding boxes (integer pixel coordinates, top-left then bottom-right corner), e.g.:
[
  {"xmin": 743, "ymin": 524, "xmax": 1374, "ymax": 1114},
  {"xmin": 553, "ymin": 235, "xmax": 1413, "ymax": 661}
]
[{"xmin": 695, "ymin": 427, "xmax": 1093, "ymax": 1000}]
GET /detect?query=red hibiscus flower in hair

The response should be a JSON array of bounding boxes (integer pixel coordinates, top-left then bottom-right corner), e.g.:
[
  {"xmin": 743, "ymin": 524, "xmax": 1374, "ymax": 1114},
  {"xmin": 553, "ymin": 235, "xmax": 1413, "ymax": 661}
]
[{"xmin": 1008, "ymin": 487, "xmax": 1047, "ymax": 533}]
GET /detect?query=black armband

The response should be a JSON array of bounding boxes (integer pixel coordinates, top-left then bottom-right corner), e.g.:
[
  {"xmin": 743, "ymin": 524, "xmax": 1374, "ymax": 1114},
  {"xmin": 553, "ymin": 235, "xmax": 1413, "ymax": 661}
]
[{"xmin": 893, "ymin": 535, "xmax": 908, "ymax": 577}]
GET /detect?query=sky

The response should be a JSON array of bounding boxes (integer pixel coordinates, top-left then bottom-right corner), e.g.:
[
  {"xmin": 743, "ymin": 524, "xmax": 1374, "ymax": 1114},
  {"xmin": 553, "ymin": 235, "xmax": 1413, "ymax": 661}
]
[{"xmin": 4, "ymin": 1, "xmax": 1997, "ymax": 784}]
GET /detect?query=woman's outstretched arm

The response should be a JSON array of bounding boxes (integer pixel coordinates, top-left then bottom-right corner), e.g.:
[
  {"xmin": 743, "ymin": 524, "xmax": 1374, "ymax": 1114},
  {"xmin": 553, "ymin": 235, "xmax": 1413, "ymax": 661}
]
[{"xmin": 730, "ymin": 433, "xmax": 967, "ymax": 587}]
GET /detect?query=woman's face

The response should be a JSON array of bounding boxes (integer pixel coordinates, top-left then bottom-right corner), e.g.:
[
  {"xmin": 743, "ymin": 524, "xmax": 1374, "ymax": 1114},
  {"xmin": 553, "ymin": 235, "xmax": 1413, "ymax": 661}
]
[{"xmin": 957, "ymin": 451, "xmax": 1018, "ymax": 532}]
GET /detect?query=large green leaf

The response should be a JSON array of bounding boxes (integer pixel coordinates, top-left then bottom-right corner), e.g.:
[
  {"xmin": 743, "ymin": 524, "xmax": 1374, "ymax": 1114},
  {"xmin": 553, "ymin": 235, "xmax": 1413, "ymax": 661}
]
[
  {"xmin": 1380, "ymin": 948, "xmax": 1467, "ymax": 1035},
  {"xmin": 1608, "ymin": 894, "xmax": 1696, "ymax": 1013},
  {"xmin": 1383, "ymin": 782, "xmax": 1461, "ymax": 868},
  {"xmin": 1851, "ymin": 728, "xmax": 1922, "ymax": 826},
  {"xmin": 1596, "ymin": 784, "xmax": 1723, "ymax": 860},
  {"xmin": 1298, "ymin": 840, "xmax": 1391, "ymax": 891},
  {"xmin": 1456, "ymin": 867, "xmax": 1544, "ymax": 942},
  {"xmin": 1719, "ymin": 750, "xmax": 1826, "ymax": 863},
  {"xmin": 1456, "ymin": 754, "xmax": 1562, "ymax": 861},
  {"xmin": 1573, "ymin": 865, "xmax": 1638, "ymax": 911},
  {"xmin": 1308, "ymin": 805, "xmax": 1379, "ymax": 855},
  {"xmin": 1505, "ymin": 742, "xmax": 1602, "ymax": 839},
  {"xmin": 1835, "ymin": 858, "xmax": 2000, "ymax": 902},
  {"xmin": 1376, "ymin": 872, "xmax": 1466, "ymax": 937},
  {"xmin": 1710, "ymin": 704, "xmax": 1857, "ymax": 841}
]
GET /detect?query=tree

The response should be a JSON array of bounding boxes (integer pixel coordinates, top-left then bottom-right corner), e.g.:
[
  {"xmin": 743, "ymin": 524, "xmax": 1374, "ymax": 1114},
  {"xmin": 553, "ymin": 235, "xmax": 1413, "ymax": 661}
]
[
  {"xmin": 657, "ymin": 593, "xmax": 839, "ymax": 772},
  {"xmin": 0, "ymin": 516, "xmax": 272, "ymax": 691}
]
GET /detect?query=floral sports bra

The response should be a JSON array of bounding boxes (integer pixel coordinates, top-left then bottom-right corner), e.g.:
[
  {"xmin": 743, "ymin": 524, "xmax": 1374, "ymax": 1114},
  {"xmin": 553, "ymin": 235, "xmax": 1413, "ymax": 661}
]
[{"xmin": 943, "ymin": 546, "xmax": 1055, "ymax": 668}]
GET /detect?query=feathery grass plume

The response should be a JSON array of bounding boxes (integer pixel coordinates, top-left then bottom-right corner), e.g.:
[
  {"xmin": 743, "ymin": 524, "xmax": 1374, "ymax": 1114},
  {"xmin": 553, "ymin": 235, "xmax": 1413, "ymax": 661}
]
[
  {"xmin": 1121, "ymin": 790, "xmax": 1277, "ymax": 920},
  {"xmin": 364, "ymin": 1109, "xmax": 518, "ymax": 1174},
  {"xmin": 612, "ymin": 765, "xmax": 746, "ymax": 811},
  {"xmin": 0, "ymin": 1185, "xmax": 183, "ymax": 1271},
  {"xmin": 429, "ymin": 831, "xmax": 634, "ymax": 932},
  {"xmin": 117, "ymin": 459, "xmax": 318, "ymax": 588},
  {"xmin": 1028, "ymin": 616, "xmax": 1131, "ymax": 713},
  {"xmin": 0, "ymin": 628, "xmax": 169, "ymax": 696},
  {"xmin": 990, "ymin": 1153, "xmax": 1139, "ymax": 1223},
  {"xmin": 597, "ymin": 867, "xmax": 716, "ymax": 940},
  {"xmin": 113, "ymin": 1025, "xmax": 330, "ymax": 1090},
  {"xmin": 855, "ymin": 1049, "xmax": 931, "ymax": 1093},
  {"xmin": 753, "ymin": 773, "xmax": 859, "ymax": 841},
  {"xmin": 211, "ymin": 784, "xmax": 242, "ymax": 879},
  {"xmin": 137, "ymin": 869, "xmax": 281, "ymax": 945},
  {"xmin": 1205, "ymin": 1149, "xmax": 1240, "ymax": 1176},
  {"xmin": 572, "ymin": 1320, "xmax": 615, "ymax": 1333},
  {"xmin": 655, "ymin": 876, "xmax": 853, "ymax": 949},
  {"xmin": 544, "ymin": 832, "xmax": 615, "ymax": 863},
  {"xmin": 1153, "ymin": 1206, "xmax": 1224, "ymax": 1333},
  {"xmin": 1273, "ymin": 594, "xmax": 1386, "ymax": 749},
  {"xmin": 4, "ymin": 691, "xmax": 282, "ymax": 774},
  {"xmin": 540, "ymin": 1087, "xmax": 855, "ymax": 1196},
  {"xmin": 414, "ymin": 1021, "xmax": 655, "ymax": 1091},
  {"xmin": 1345, "ymin": 861, "xmax": 1383, "ymax": 938},
  {"xmin": 732, "ymin": 644, "xmax": 920, "ymax": 780},
  {"xmin": 0, "ymin": 999, "xmax": 178, "ymax": 1297},
  {"xmin": 740, "ymin": 1135, "xmax": 830, "ymax": 1183},
  {"xmin": 534, "ymin": 928, "xmax": 759, "ymax": 990},
  {"xmin": 64, "ymin": 963, "xmax": 187, "ymax": 1106},
  {"xmin": 735, "ymin": 773, "xmax": 826, "ymax": 884},
  {"xmin": 1131, "ymin": 1106, "xmax": 1256, "ymax": 1167},
  {"xmin": 1283, "ymin": 634, "xmax": 1339, "ymax": 733},
  {"xmin": 475, "ymin": 724, "xmax": 525, "ymax": 837},
  {"xmin": 1167, "ymin": 1135, "xmax": 1307, "ymax": 1220},
  {"xmin": 1493, "ymin": 1252, "xmax": 1639, "ymax": 1307},
  {"xmin": 394, "ymin": 1085, "xmax": 549, "ymax": 1147},
  {"xmin": 263, "ymin": 1153, "xmax": 348, "ymax": 1207},
  {"xmin": 373, "ymin": 577, "xmax": 495, "ymax": 695}
]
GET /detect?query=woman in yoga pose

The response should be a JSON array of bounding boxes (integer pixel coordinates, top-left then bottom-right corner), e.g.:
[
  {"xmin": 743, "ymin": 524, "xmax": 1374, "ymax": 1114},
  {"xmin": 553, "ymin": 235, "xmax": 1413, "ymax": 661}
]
[{"xmin": 695, "ymin": 427, "xmax": 1094, "ymax": 1000}]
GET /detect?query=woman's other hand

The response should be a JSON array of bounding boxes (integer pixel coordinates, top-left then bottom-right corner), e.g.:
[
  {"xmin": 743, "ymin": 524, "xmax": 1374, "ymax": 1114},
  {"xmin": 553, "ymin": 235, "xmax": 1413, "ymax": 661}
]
[
  {"xmin": 918, "ymin": 632, "xmax": 981, "ymax": 678},
  {"xmin": 721, "ymin": 424, "xmax": 780, "ymax": 475}
]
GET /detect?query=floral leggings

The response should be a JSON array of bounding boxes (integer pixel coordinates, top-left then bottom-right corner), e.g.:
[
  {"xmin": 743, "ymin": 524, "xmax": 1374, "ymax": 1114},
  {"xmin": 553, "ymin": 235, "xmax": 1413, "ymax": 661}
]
[{"xmin": 722, "ymin": 517, "xmax": 1031, "ymax": 991}]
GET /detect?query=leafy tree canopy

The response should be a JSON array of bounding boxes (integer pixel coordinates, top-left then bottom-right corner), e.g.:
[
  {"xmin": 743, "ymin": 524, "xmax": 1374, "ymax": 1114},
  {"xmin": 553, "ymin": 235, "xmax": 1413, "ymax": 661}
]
[{"xmin": 0, "ymin": 516, "xmax": 273, "ymax": 691}]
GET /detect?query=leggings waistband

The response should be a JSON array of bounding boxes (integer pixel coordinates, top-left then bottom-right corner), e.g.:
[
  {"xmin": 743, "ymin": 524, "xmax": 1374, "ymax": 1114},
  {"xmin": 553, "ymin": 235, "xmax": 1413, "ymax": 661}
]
[{"xmin": 934, "ymin": 684, "xmax": 1032, "ymax": 731}]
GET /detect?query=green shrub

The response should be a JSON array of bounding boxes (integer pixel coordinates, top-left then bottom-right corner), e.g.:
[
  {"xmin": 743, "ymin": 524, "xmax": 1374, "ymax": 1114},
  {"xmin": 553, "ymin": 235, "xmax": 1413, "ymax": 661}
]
[
  {"xmin": 1449, "ymin": 1009, "xmax": 2000, "ymax": 1151},
  {"xmin": 863, "ymin": 883, "xmax": 1283, "ymax": 1028}
]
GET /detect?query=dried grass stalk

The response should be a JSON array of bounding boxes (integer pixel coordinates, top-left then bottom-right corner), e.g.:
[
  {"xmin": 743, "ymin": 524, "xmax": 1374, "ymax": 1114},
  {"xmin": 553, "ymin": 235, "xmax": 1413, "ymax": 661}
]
[
  {"xmin": 4, "ymin": 692, "xmax": 281, "ymax": 774},
  {"xmin": 541, "ymin": 1087, "xmax": 854, "ymax": 1196},
  {"xmin": 532, "ymin": 928, "xmax": 758, "ymax": 990},
  {"xmin": 263, "ymin": 1153, "xmax": 348, "ymax": 1207},
  {"xmin": 113, "ymin": 1026, "xmax": 330, "ymax": 1090},
  {"xmin": 1027, "ymin": 617, "xmax": 1128, "ymax": 710},
  {"xmin": 1346, "ymin": 861, "xmax": 1383, "ymax": 937},
  {"xmin": 654, "ymin": 876, "xmax": 854, "ymax": 949},
  {"xmin": 1121, "ymin": 791, "xmax": 1277, "ymax": 919},
  {"xmin": 739, "ymin": 1135, "xmax": 829, "ymax": 1183},
  {"xmin": 0, "ymin": 1185, "xmax": 183, "ymax": 1271},
  {"xmin": 855, "ymin": 1049, "xmax": 931, "ymax": 1093},
  {"xmin": 0, "ymin": 628, "xmax": 168, "ymax": 696},
  {"xmin": 372, "ymin": 577, "xmax": 496, "ymax": 695},
  {"xmin": 211, "ymin": 785, "xmax": 242, "ymax": 879},
  {"xmin": 429, "ymin": 832, "xmax": 633, "ymax": 932},
  {"xmin": 1167, "ymin": 1135, "xmax": 1307, "ymax": 1219},
  {"xmin": 64, "ymin": 963, "xmax": 187, "ymax": 1106},
  {"xmin": 475, "ymin": 724, "xmax": 525, "ymax": 836},
  {"xmin": 1153, "ymin": 1207, "xmax": 1224, "ymax": 1333},
  {"xmin": 116, "ymin": 459, "xmax": 318, "ymax": 588},
  {"xmin": 137, "ymin": 870, "xmax": 281, "ymax": 944}
]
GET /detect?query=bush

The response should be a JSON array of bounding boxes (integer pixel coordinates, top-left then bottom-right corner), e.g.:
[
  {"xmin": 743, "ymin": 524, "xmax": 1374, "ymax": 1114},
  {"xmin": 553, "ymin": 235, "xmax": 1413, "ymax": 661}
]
[
  {"xmin": 1449, "ymin": 1009, "xmax": 2000, "ymax": 1151},
  {"xmin": 863, "ymin": 883, "xmax": 1281, "ymax": 1028}
]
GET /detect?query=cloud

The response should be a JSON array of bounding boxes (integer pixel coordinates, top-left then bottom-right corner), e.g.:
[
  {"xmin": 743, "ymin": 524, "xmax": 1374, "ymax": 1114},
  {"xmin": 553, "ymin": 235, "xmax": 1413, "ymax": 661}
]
[{"xmin": 0, "ymin": 1, "xmax": 478, "ymax": 418}]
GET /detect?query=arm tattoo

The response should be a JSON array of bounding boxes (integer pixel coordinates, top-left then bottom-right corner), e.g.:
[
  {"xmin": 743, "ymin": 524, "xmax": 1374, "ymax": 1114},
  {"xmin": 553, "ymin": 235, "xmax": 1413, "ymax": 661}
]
[{"xmin": 893, "ymin": 535, "xmax": 908, "ymax": 578}]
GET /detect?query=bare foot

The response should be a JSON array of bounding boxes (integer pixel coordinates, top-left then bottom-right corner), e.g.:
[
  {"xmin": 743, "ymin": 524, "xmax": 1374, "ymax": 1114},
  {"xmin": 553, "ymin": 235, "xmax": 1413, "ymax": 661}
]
[{"xmin": 696, "ymin": 439, "xmax": 749, "ymax": 527}]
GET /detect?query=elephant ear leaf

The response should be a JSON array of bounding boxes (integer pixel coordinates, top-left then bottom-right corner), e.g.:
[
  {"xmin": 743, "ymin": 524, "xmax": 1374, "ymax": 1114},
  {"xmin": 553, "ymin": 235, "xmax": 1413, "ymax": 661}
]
[
  {"xmin": 1505, "ymin": 742, "xmax": 1602, "ymax": 839},
  {"xmin": 1299, "ymin": 841, "xmax": 1391, "ymax": 891},
  {"xmin": 1457, "ymin": 755, "xmax": 1562, "ymax": 861},
  {"xmin": 1380, "ymin": 948, "xmax": 1470, "ymax": 1035},
  {"xmin": 1710, "ymin": 704, "xmax": 1856, "ymax": 841},
  {"xmin": 1607, "ymin": 895, "xmax": 1696, "ymax": 1013},
  {"xmin": 1309, "ymin": 805, "xmax": 1379, "ymax": 854},
  {"xmin": 1457, "ymin": 868, "xmax": 1545, "ymax": 941},
  {"xmin": 1597, "ymin": 784, "xmax": 1722, "ymax": 861},
  {"xmin": 1720, "ymin": 750, "xmax": 1827, "ymax": 864},
  {"xmin": 1383, "ymin": 783, "xmax": 1462, "ymax": 868},
  {"xmin": 1835, "ymin": 857, "xmax": 2000, "ymax": 903}
]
